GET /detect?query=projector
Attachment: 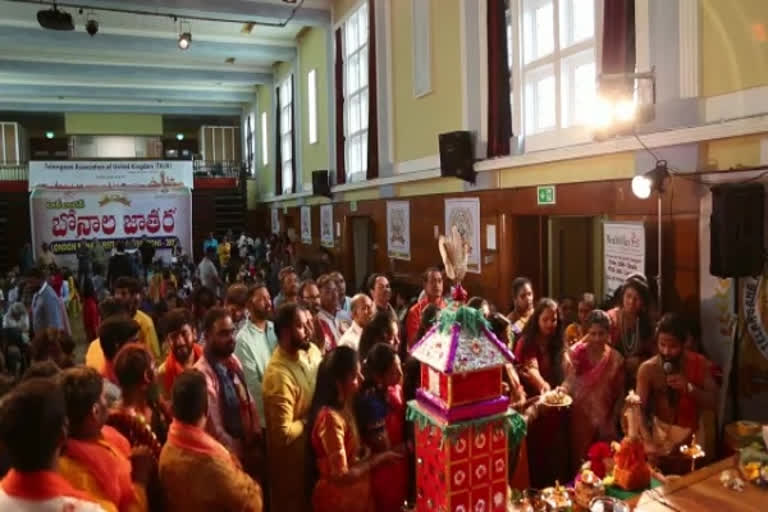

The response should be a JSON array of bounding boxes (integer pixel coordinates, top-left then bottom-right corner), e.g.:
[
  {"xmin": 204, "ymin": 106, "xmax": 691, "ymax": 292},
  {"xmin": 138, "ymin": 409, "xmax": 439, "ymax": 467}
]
[{"xmin": 37, "ymin": 7, "xmax": 75, "ymax": 31}]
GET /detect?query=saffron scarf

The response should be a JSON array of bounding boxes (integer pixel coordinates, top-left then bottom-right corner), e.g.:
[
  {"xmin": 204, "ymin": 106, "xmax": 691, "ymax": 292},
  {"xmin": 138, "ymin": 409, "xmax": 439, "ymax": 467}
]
[
  {"xmin": 2, "ymin": 469, "xmax": 97, "ymax": 503},
  {"xmin": 63, "ymin": 426, "xmax": 135, "ymax": 508},
  {"xmin": 167, "ymin": 420, "xmax": 241, "ymax": 468},
  {"xmin": 162, "ymin": 344, "xmax": 203, "ymax": 396}
]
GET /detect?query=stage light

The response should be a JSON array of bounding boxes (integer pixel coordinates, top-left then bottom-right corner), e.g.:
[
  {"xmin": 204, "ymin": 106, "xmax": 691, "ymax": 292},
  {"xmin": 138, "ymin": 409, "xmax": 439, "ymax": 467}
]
[
  {"xmin": 615, "ymin": 99, "xmax": 636, "ymax": 122},
  {"xmin": 594, "ymin": 97, "xmax": 615, "ymax": 128},
  {"xmin": 632, "ymin": 160, "xmax": 669, "ymax": 199},
  {"xmin": 176, "ymin": 133, "xmax": 184, "ymax": 141},
  {"xmin": 631, "ymin": 174, "xmax": 651, "ymax": 199},
  {"xmin": 178, "ymin": 32, "xmax": 191, "ymax": 50},
  {"xmin": 45, "ymin": 131, "xmax": 55, "ymax": 139}
]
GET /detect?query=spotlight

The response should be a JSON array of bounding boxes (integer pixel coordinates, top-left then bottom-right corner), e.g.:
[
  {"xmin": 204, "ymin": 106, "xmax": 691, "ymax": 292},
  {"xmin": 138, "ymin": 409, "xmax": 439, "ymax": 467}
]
[
  {"xmin": 178, "ymin": 32, "xmax": 192, "ymax": 50},
  {"xmin": 86, "ymin": 18, "xmax": 99, "ymax": 37},
  {"xmin": 45, "ymin": 131, "xmax": 55, "ymax": 140},
  {"xmin": 632, "ymin": 160, "xmax": 669, "ymax": 199},
  {"xmin": 37, "ymin": 5, "xmax": 74, "ymax": 31},
  {"xmin": 615, "ymin": 99, "xmax": 636, "ymax": 122},
  {"xmin": 176, "ymin": 133, "xmax": 185, "ymax": 141}
]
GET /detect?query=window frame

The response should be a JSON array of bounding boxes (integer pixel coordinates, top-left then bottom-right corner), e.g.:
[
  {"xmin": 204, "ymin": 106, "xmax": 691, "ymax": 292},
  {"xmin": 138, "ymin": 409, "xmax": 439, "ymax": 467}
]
[
  {"xmin": 508, "ymin": 0, "xmax": 602, "ymax": 151},
  {"xmin": 307, "ymin": 69, "xmax": 318, "ymax": 145},
  {"xmin": 342, "ymin": 1, "xmax": 369, "ymax": 183},
  {"xmin": 245, "ymin": 113, "xmax": 255, "ymax": 174},
  {"xmin": 279, "ymin": 76, "xmax": 294, "ymax": 194},
  {"xmin": 260, "ymin": 111, "xmax": 268, "ymax": 167}
]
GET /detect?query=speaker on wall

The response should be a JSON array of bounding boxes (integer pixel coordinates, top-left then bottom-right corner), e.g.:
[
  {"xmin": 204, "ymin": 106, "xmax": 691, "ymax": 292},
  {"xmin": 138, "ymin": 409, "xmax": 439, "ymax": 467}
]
[
  {"xmin": 710, "ymin": 183, "xmax": 765, "ymax": 278},
  {"xmin": 439, "ymin": 131, "xmax": 476, "ymax": 183},
  {"xmin": 312, "ymin": 170, "xmax": 332, "ymax": 198}
]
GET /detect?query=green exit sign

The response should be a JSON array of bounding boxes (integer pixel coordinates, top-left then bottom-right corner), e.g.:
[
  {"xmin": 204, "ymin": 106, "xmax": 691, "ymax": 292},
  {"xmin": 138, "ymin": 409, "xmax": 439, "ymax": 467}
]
[{"xmin": 537, "ymin": 185, "xmax": 556, "ymax": 205}]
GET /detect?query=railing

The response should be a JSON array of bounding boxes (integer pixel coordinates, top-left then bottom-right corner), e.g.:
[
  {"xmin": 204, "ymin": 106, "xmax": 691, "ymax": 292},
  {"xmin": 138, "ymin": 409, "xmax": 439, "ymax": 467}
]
[
  {"xmin": 192, "ymin": 160, "xmax": 245, "ymax": 179},
  {"xmin": 0, "ymin": 161, "xmax": 245, "ymax": 181},
  {"xmin": 0, "ymin": 164, "xmax": 28, "ymax": 181}
]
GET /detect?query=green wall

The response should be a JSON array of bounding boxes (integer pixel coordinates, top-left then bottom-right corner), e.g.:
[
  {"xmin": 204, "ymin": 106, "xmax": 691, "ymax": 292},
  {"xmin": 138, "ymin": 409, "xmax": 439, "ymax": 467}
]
[
  {"xmin": 298, "ymin": 27, "xmax": 330, "ymax": 188},
  {"xmin": 65, "ymin": 113, "xmax": 163, "ymax": 135}
]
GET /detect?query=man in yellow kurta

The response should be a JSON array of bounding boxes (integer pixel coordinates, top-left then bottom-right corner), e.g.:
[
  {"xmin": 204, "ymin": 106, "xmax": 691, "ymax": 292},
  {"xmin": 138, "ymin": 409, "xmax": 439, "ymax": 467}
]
[
  {"xmin": 159, "ymin": 369, "xmax": 263, "ymax": 512},
  {"xmin": 86, "ymin": 279, "xmax": 161, "ymax": 371},
  {"xmin": 262, "ymin": 303, "xmax": 322, "ymax": 512}
]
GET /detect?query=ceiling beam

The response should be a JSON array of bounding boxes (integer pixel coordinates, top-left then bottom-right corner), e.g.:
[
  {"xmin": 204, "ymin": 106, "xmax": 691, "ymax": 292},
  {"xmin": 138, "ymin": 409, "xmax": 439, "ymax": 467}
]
[
  {"xmin": 0, "ymin": 25, "xmax": 297, "ymax": 62},
  {"xmin": 0, "ymin": 59, "xmax": 271, "ymax": 85},
  {"xmin": 76, "ymin": 0, "xmax": 330, "ymax": 26},
  {"xmin": 0, "ymin": 84, "xmax": 255, "ymax": 102},
  {"xmin": 0, "ymin": 101, "xmax": 243, "ymax": 116}
]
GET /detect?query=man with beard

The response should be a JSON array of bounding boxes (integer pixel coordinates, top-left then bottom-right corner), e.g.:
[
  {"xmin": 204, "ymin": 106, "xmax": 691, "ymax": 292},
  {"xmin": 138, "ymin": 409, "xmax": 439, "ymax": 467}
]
[
  {"xmin": 113, "ymin": 277, "xmax": 161, "ymax": 361},
  {"xmin": 273, "ymin": 266, "xmax": 299, "ymax": 310},
  {"xmin": 194, "ymin": 307, "xmax": 261, "ymax": 466},
  {"xmin": 299, "ymin": 279, "xmax": 322, "ymax": 349},
  {"xmin": 636, "ymin": 313, "xmax": 717, "ymax": 471},
  {"xmin": 262, "ymin": 303, "xmax": 322, "ymax": 512},
  {"xmin": 225, "ymin": 283, "xmax": 249, "ymax": 336},
  {"xmin": 405, "ymin": 267, "xmax": 445, "ymax": 348},
  {"xmin": 157, "ymin": 308, "xmax": 203, "ymax": 399},
  {"xmin": 57, "ymin": 367, "xmax": 154, "ymax": 512},
  {"xmin": 235, "ymin": 285, "xmax": 278, "ymax": 429}
]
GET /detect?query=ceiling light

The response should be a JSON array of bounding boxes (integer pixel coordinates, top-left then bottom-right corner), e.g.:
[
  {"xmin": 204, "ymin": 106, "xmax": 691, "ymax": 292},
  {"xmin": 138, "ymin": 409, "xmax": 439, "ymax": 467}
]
[
  {"xmin": 37, "ymin": 5, "xmax": 75, "ymax": 31},
  {"xmin": 176, "ymin": 133, "xmax": 185, "ymax": 141},
  {"xmin": 178, "ymin": 32, "xmax": 191, "ymax": 50},
  {"xmin": 45, "ymin": 131, "xmax": 55, "ymax": 139},
  {"xmin": 86, "ymin": 18, "xmax": 99, "ymax": 37}
]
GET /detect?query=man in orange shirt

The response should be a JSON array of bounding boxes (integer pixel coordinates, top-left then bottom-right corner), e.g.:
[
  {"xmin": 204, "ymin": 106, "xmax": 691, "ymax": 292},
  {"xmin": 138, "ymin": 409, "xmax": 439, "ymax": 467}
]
[
  {"xmin": 57, "ymin": 367, "xmax": 153, "ymax": 512},
  {"xmin": 405, "ymin": 267, "xmax": 445, "ymax": 348}
]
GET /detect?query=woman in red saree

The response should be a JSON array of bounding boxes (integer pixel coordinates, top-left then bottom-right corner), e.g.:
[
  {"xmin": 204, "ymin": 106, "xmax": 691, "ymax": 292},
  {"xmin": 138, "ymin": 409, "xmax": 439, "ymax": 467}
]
[
  {"xmin": 308, "ymin": 346, "xmax": 401, "ymax": 512},
  {"xmin": 563, "ymin": 309, "xmax": 625, "ymax": 470},
  {"xmin": 514, "ymin": 298, "xmax": 570, "ymax": 488},
  {"xmin": 355, "ymin": 343, "xmax": 408, "ymax": 512}
]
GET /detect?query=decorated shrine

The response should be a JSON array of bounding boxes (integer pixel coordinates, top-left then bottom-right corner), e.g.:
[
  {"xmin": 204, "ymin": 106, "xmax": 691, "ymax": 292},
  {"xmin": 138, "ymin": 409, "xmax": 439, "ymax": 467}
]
[{"xmin": 407, "ymin": 305, "xmax": 526, "ymax": 512}]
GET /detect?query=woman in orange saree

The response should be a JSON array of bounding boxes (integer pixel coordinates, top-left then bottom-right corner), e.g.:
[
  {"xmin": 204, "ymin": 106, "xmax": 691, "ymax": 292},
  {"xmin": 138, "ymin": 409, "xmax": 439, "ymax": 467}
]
[
  {"xmin": 308, "ymin": 347, "xmax": 402, "ymax": 512},
  {"xmin": 564, "ymin": 310, "xmax": 625, "ymax": 470}
]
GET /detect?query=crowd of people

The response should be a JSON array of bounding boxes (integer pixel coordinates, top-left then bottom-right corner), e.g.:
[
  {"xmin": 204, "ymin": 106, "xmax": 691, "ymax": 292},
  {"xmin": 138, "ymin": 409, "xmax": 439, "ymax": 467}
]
[{"xmin": 0, "ymin": 231, "xmax": 720, "ymax": 511}]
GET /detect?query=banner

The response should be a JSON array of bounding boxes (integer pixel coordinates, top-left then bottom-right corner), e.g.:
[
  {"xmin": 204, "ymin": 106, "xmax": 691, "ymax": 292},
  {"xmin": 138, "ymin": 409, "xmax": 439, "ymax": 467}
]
[
  {"xmin": 320, "ymin": 204, "xmax": 333, "ymax": 248},
  {"xmin": 30, "ymin": 187, "xmax": 192, "ymax": 268},
  {"xmin": 603, "ymin": 221, "xmax": 645, "ymax": 297},
  {"xmin": 301, "ymin": 206, "xmax": 312, "ymax": 244},
  {"xmin": 29, "ymin": 160, "xmax": 194, "ymax": 190},
  {"xmin": 444, "ymin": 198, "xmax": 481, "ymax": 273},
  {"xmin": 387, "ymin": 201, "xmax": 411, "ymax": 260}
]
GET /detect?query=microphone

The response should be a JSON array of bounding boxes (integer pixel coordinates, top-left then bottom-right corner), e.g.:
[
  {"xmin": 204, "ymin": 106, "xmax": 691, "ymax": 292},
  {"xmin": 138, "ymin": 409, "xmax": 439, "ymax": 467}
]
[{"xmin": 663, "ymin": 361, "xmax": 678, "ymax": 406}]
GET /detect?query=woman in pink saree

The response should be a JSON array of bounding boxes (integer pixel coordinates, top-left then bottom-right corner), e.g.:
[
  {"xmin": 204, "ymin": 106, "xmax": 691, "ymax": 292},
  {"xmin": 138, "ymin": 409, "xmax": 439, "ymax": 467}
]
[{"xmin": 564, "ymin": 309, "xmax": 625, "ymax": 469}]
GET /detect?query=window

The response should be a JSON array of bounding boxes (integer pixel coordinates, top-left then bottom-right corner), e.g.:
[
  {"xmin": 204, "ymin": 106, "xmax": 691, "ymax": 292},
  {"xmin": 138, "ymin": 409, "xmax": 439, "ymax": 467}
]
[
  {"xmin": 245, "ymin": 113, "xmax": 255, "ymax": 174},
  {"xmin": 342, "ymin": 2, "xmax": 369, "ymax": 182},
  {"xmin": 509, "ymin": 0, "xmax": 597, "ymax": 140},
  {"xmin": 307, "ymin": 69, "xmax": 318, "ymax": 144},
  {"xmin": 279, "ymin": 77, "xmax": 293, "ymax": 194},
  {"xmin": 261, "ymin": 112, "xmax": 268, "ymax": 166}
]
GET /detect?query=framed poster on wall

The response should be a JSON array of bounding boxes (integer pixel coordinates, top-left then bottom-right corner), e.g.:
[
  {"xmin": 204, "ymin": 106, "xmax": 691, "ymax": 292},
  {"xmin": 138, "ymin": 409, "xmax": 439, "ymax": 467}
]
[
  {"xmin": 300, "ymin": 206, "xmax": 312, "ymax": 244},
  {"xmin": 386, "ymin": 201, "xmax": 411, "ymax": 260},
  {"xmin": 320, "ymin": 204, "xmax": 333, "ymax": 247},
  {"xmin": 602, "ymin": 221, "xmax": 645, "ymax": 297},
  {"xmin": 444, "ymin": 197, "xmax": 481, "ymax": 273}
]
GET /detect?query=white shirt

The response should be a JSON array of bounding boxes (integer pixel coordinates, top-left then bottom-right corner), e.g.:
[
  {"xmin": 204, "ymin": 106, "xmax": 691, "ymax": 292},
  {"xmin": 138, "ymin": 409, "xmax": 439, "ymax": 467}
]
[
  {"xmin": 0, "ymin": 491, "xmax": 106, "ymax": 512},
  {"xmin": 197, "ymin": 257, "xmax": 219, "ymax": 291},
  {"xmin": 338, "ymin": 321, "xmax": 363, "ymax": 352}
]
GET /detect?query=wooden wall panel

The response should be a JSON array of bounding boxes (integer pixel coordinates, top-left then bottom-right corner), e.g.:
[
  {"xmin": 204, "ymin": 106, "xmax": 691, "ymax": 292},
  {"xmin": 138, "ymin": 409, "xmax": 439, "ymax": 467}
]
[{"xmin": 282, "ymin": 176, "xmax": 701, "ymax": 318}]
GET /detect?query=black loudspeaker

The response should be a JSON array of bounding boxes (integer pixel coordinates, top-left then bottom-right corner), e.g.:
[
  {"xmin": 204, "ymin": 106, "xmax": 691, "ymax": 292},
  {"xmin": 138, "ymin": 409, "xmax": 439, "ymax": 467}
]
[
  {"xmin": 710, "ymin": 183, "xmax": 765, "ymax": 278},
  {"xmin": 439, "ymin": 131, "xmax": 476, "ymax": 183},
  {"xmin": 312, "ymin": 170, "xmax": 332, "ymax": 198}
]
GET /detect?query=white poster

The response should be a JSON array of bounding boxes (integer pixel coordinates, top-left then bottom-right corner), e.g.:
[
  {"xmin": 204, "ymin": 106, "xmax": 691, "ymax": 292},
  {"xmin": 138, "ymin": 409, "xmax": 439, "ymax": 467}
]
[
  {"xmin": 30, "ymin": 187, "xmax": 192, "ymax": 269},
  {"xmin": 444, "ymin": 197, "xmax": 481, "ymax": 273},
  {"xmin": 301, "ymin": 206, "xmax": 312, "ymax": 244},
  {"xmin": 386, "ymin": 201, "xmax": 411, "ymax": 260},
  {"xmin": 320, "ymin": 204, "xmax": 333, "ymax": 247},
  {"xmin": 29, "ymin": 160, "xmax": 194, "ymax": 190},
  {"xmin": 271, "ymin": 208, "xmax": 280, "ymax": 234},
  {"xmin": 603, "ymin": 221, "xmax": 645, "ymax": 297}
]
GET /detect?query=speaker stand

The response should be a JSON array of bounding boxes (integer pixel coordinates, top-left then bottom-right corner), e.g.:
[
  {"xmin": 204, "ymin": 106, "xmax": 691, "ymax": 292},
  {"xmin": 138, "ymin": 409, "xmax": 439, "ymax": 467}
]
[{"xmin": 656, "ymin": 193, "xmax": 663, "ymax": 311}]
